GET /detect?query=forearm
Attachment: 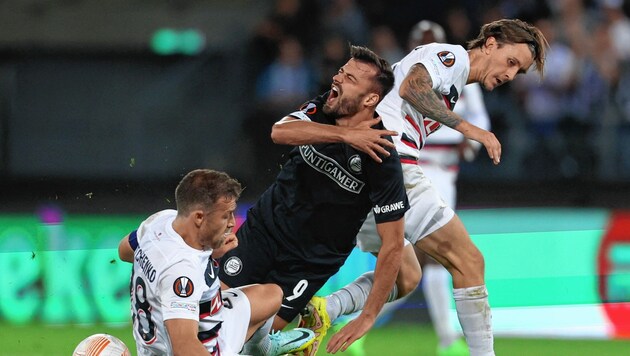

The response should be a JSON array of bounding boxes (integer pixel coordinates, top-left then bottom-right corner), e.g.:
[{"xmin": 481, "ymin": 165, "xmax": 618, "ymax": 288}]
[
  {"xmin": 360, "ymin": 224, "xmax": 403, "ymax": 320},
  {"xmin": 271, "ymin": 119, "xmax": 347, "ymax": 146},
  {"xmin": 166, "ymin": 319, "xmax": 209, "ymax": 356}
]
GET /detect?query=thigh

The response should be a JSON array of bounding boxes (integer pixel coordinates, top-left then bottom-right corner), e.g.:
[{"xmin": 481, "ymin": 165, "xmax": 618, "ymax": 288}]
[
  {"xmin": 270, "ymin": 258, "xmax": 345, "ymax": 323},
  {"xmin": 217, "ymin": 288, "xmax": 251, "ymax": 354},
  {"xmin": 402, "ymin": 164, "xmax": 455, "ymax": 244}
]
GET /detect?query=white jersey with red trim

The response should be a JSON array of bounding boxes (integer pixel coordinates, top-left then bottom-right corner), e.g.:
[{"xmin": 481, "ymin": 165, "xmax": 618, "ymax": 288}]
[
  {"xmin": 418, "ymin": 82, "xmax": 490, "ymax": 167},
  {"xmin": 130, "ymin": 209, "xmax": 225, "ymax": 356},
  {"xmin": 377, "ymin": 43, "xmax": 470, "ymax": 160}
]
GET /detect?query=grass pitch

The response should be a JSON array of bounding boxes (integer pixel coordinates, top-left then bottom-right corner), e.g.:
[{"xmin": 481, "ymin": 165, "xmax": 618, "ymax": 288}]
[{"xmin": 1, "ymin": 322, "xmax": 629, "ymax": 356}]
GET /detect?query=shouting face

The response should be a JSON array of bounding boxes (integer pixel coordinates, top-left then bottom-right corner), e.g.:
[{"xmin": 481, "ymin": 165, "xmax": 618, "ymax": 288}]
[{"xmin": 323, "ymin": 58, "xmax": 378, "ymax": 118}]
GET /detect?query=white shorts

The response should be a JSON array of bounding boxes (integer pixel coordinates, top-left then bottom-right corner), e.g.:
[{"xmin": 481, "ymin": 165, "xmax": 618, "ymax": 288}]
[
  {"xmin": 217, "ymin": 288, "xmax": 251, "ymax": 355},
  {"xmin": 356, "ymin": 163, "xmax": 454, "ymax": 253}
]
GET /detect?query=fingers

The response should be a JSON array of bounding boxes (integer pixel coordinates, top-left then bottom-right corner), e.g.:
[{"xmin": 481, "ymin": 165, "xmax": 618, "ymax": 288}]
[
  {"xmin": 367, "ymin": 151, "xmax": 383, "ymax": 163},
  {"xmin": 486, "ymin": 143, "xmax": 501, "ymax": 165},
  {"xmin": 327, "ymin": 330, "xmax": 360, "ymax": 354}
]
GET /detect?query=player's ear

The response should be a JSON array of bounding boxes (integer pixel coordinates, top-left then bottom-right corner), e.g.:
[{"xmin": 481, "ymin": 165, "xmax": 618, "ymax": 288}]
[
  {"xmin": 484, "ymin": 36, "xmax": 497, "ymax": 53},
  {"xmin": 364, "ymin": 93, "xmax": 379, "ymax": 107},
  {"xmin": 193, "ymin": 210, "xmax": 204, "ymax": 227}
]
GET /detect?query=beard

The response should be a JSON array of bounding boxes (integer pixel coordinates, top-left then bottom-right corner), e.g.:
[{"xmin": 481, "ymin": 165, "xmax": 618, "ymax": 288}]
[{"xmin": 323, "ymin": 94, "xmax": 362, "ymax": 119}]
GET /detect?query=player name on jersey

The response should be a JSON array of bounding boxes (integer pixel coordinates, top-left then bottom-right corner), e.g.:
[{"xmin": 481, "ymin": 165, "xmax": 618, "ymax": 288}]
[{"xmin": 134, "ymin": 248, "xmax": 156, "ymax": 283}]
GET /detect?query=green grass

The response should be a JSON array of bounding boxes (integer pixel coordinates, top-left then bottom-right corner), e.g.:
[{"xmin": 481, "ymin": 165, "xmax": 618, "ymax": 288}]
[{"xmin": 1, "ymin": 322, "xmax": 629, "ymax": 356}]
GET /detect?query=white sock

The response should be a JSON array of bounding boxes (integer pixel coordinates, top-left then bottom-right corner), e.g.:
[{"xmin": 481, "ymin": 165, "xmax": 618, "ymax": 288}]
[
  {"xmin": 453, "ymin": 285, "xmax": 494, "ymax": 356},
  {"xmin": 326, "ymin": 271, "xmax": 399, "ymax": 322},
  {"xmin": 423, "ymin": 264, "xmax": 458, "ymax": 348},
  {"xmin": 241, "ymin": 317, "xmax": 273, "ymax": 355}
]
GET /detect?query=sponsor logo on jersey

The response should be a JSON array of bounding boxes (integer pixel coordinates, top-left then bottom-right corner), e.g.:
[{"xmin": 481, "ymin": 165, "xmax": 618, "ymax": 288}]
[
  {"xmin": 347, "ymin": 154, "xmax": 362, "ymax": 174},
  {"xmin": 134, "ymin": 248, "xmax": 156, "ymax": 283},
  {"xmin": 170, "ymin": 301, "xmax": 198, "ymax": 312},
  {"xmin": 437, "ymin": 51, "xmax": 455, "ymax": 67},
  {"xmin": 223, "ymin": 256, "xmax": 242, "ymax": 276},
  {"xmin": 300, "ymin": 145, "xmax": 365, "ymax": 193},
  {"xmin": 173, "ymin": 276, "xmax": 194, "ymax": 297},
  {"xmin": 373, "ymin": 201, "xmax": 406, "ymax": 214}
]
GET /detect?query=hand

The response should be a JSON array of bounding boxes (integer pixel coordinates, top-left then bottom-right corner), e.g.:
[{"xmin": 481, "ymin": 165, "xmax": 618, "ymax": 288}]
[
  {"xmin": 325, "ymin": 314, "xmax": 375, "ymax": 353},
  {"xmin": 212, "ymin": 233, "xmax": 238, "ymax": 259},
  {"xmin": 478, "ymin": 130, "xmax": 501, "ymax": 165},
  {"xmin": 345, "ymin": 117, "xmax": 398, "ymax": 163}
]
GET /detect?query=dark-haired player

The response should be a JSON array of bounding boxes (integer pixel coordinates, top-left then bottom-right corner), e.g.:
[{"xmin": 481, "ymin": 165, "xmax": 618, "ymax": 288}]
[{"xmin": 218, "ymin": 45, "xmax": 409, "ymax": 355}]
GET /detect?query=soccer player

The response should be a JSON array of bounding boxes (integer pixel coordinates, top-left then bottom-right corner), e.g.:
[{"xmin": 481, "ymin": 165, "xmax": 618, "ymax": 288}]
[
  {"xmin": 118, "ymin": 169, "xmax": 315, "ymax": 356},
  {"xmin": 411, "ymin": 20, "xmax": 490, "ymax": 356},
  {"xmin": 218, "ymin": 45, "xmax": 409, "ymax": 355},
  {"xmin": 303, "ymin": 19, "xmax": 548, "ymax": 356}
]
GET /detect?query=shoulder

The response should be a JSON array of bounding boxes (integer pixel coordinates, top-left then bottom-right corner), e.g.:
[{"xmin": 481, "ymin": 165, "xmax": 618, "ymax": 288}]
[
  {"xmin": 422, "ymin": 43, "xmax": 468, "ymax": 71},
  {"xmin": 288, "ymin": 92, "xmax": 334, "ymax": 123}
]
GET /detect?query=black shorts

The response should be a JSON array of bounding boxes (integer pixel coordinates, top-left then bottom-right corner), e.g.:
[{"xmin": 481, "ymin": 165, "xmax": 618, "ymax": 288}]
[{"xmin": 218, "ymin": 221, "xmax": 347, "ymax": 322}]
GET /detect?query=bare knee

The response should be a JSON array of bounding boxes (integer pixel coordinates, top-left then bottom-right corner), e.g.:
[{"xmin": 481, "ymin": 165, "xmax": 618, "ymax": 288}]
[{"xmin": 396, "ymin": 270, "xmax": 421, "ymax": 297}]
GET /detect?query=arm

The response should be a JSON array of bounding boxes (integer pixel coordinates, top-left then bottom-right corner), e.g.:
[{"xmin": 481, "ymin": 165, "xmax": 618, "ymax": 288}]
[
  {"xmin": 118, "ymin": 234, "xmax": 134, "ymax": 263},
  {"xmin": 399, "ymin": 64, "xmax": 501, "ymax": 164},
  {"xmin": 271, "ymin": 116, "xmax": 397, "ymax": 163},
  {"xmin": 165, "ymin": 319, "xmax": 209, "ymax": 356},
  {"xmin": 326, "ymin": 218, "xmax": 404, "ymax": 353}
]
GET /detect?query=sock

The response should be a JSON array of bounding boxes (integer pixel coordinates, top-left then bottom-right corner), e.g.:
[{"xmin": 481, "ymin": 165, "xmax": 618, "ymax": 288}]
[
  {"xmin": 241, "ymin": 317, "xmax": 273, "ymax": 356},
  {"xmin": 326, "ymin": 271, "xmax": 399, "ymax": 322},
  {"xmin": 423, "ymin": 264, "xmax": 458, "ymax": 348},
  {"xmin": 453, "ymin": 285, "xmax": 494, "ymax": 356}
]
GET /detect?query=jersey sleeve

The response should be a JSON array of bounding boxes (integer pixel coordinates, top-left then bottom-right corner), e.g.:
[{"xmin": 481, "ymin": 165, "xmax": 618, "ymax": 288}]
[
  {"xmin": 364, "ymin": 141, "xmax": 409, "ymax": 224},
  {"xmin": 158, "ymin": 259, "xmax": 205, "ymax": 322},
  {"xmin": 128, "ymin": 230, "xmax": 139, "ymax": 251},
  {"xmin": 415, "ymin": 44, "xmax": 468, "ymax": 95}
]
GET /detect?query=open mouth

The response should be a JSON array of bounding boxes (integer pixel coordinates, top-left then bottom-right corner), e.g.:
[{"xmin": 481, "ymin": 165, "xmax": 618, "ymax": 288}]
[{"xmin": 328, "ymin": 85, "xmax": 340, "ymax": 103}]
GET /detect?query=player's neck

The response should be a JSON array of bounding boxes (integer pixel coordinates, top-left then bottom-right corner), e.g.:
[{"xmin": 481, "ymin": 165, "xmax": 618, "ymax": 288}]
[
  {"xmin": 466, "ymin": 48, "xmax": 483, "ymax": 84},
  {"xmin": 336, "ymin": 110, "xmax": 374, "ymax": 127},
  {"xmin": 172, "ymin": 217, "xmax": 204, "ymax": 250}
]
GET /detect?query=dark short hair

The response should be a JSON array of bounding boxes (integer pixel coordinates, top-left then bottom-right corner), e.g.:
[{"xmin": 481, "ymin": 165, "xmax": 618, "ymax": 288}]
[
  {"xmin": 175, "ymin": 169, "xmax": 242, "ymax": 216},
  {"xmin": 467, "ymin": 19, "xmax": 549, "ymax": 77},
  {"xmin": 350, "ymin": 45, "xmax": 395, "ymax": 102}
]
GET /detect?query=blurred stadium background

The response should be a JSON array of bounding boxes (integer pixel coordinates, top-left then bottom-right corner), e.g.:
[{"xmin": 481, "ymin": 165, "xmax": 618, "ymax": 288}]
[{"xmin": 1, "ymin": 0, "xmax": 630, "ymax": 354}]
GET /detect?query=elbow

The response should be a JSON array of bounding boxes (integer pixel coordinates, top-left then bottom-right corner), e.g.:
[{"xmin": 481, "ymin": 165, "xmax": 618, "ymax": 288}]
[
  {"xmin": 398, "ymin": 81, "xmax": 413, "ymax": 102},
  {"xmin": 270, "ymin": 124, "xmax": 290, "ymax": 145},
  {"xmin": 270, "ymin": 125, "xmax": 283, "ymax": 144}
]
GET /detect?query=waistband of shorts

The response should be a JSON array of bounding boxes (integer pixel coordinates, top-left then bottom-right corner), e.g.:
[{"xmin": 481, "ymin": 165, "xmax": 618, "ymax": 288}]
[
  {"xmin": 423, "ymin": 143, "xmax": 459, "ymax": 149},
  {"xmin": 400, "ymin": 154, "xmax": 419, "ymax": 165}
]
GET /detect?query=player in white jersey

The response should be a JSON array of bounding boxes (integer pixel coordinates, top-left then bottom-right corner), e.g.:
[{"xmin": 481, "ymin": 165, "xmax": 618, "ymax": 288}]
[
  {"xmin": 301, "ymin": 19, "xmax": 548, "ymax": 356},
  {"xmin": 412, "ymin": 21, "xmax": 490, "ymax": 356},
  {"xmin": 118, "ymin": 169, "xmax": 315, "ymax": 356}
]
